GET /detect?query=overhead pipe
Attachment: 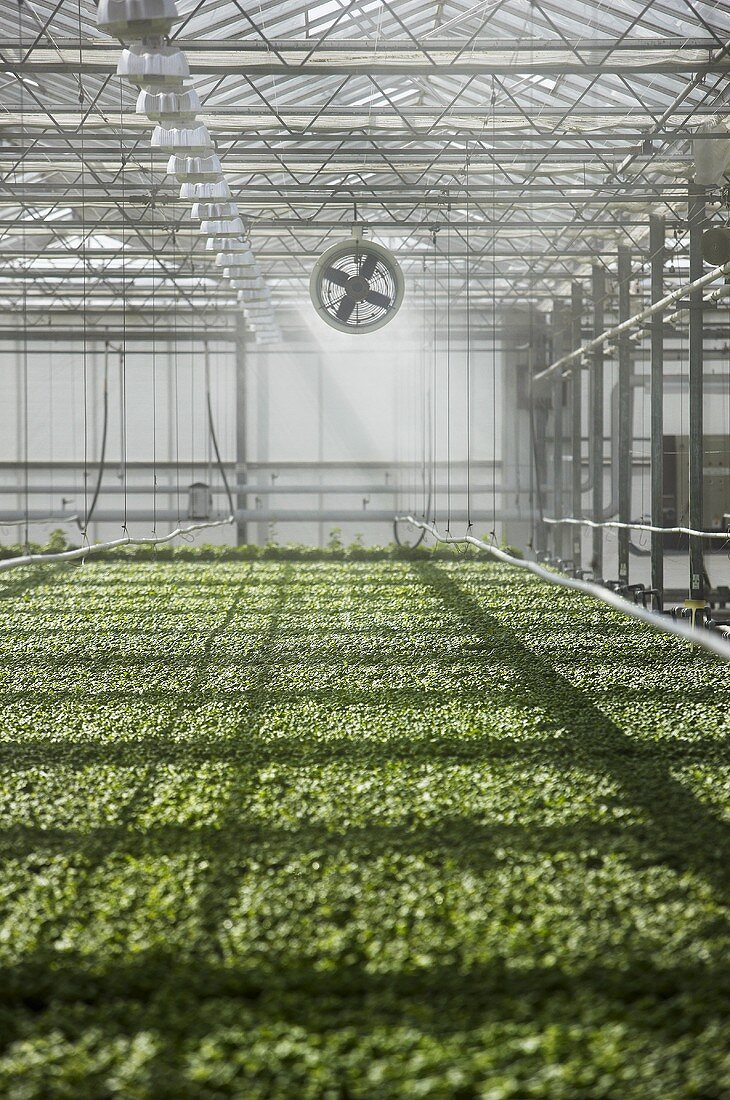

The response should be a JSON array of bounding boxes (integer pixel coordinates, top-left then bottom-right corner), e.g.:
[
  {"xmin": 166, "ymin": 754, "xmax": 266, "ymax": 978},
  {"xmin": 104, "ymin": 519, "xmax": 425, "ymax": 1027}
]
[{"xmin": 534, "ymin": 261, "xmax": 730, "ymax": 383}]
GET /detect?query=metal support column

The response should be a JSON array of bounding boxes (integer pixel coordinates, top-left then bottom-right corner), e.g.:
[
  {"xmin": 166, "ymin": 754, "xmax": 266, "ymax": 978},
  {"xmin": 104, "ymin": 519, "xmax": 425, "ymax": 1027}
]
[
  {"xmin": 688, "ymin": 184, "xmax": 706, "ymax": 600},
  {"xmin": 570, "ymin": 281, "xmax": 583, "ymax": 570},
  {"xmin": 649, "ymin": 215, "xmax": 665, "ymax": 600},
  {"xmin": 591, "ymin": 264, "xmax": 605, "ymax": 580},
  {"xmin": 532, "ymin": 325, "xmax": 548, "ymax": 556},
  {"xmin": 235, "ymin": 315, "xmax": 248, "ymax": 545},
  {"xmin": 551, "ymin": 298, "xmax": 564, "ymax": 561},
  {"xmin": 617, "ymin": 246, "xmax": 632, "ymax": 585}
]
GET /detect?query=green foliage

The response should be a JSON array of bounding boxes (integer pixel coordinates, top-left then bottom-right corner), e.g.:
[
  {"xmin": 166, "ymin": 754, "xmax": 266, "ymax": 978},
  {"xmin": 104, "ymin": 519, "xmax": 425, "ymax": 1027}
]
[
  {"xmin": 0, "ymin": 560, "xmax": 727, "ymax": 1098},
  {"xmin": 0, "ymin": 536, "xmax": 461, "ymax": 564},
  {"xmin": 326, "ymin": 527, "xmax": 344, "ymax": 553},
  {"xmin": 46, "ymin": 529, "xmax": 71, "ymax": 553}
]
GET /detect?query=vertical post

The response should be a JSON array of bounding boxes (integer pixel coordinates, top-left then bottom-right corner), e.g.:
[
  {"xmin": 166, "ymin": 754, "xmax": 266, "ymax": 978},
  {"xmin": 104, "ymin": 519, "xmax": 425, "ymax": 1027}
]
[
  {"xmin": 235, "ymin": 314, "xmax": 248, "ymax": 545},
  {"xmin": 532, "ymin": 325, "xmax": 548, "ymax": 556},
  {"xmin": 688, "ymin": 184, "xmax": 706, "ymax": 600},
  {"xmin": 570, "ymin": 281, "xmax": 583, "ymax": 571},
  {"xmin": 551, "ymin": 298, "xmax": 564, "ymax": 561},
  {"xmin": 617, "ymin": 246, "xmax": 632, "ymax": 585},
  {"xmin": 591, "ymin": 264, "xmax": 605, "ymax": 580},
  {"xmin": 650, "ymin": 215, "xmax": 665, "ymax": 601}
]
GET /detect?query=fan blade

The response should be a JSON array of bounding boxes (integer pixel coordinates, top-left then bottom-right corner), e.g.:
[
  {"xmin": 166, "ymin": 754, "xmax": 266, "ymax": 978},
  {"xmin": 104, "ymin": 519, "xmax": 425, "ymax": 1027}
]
[
  {"xmin": 336, "ymin": 296, "xmax": 356, "ymax": 321},
  {"xmin": 365, "ymin": 290, "xmax": 390, "ymax": 308},
  {"xmin": 322, "ymin": 266, "xmax": 350, "ymax": 290},
  {"xmin": 359, "ymin": 252, "xmax": 378, "ymax": 280}
]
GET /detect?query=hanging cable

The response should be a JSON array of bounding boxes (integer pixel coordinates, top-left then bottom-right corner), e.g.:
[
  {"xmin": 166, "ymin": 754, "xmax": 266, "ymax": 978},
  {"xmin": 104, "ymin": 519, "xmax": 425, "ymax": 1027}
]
[
  {"xmin": 465, "ymin": 146, "xmax": 472, "ymax": 533},
  {"xmin": 77, "ymin": 0, "xmax": 89, "ymax": 547},
  {"xmin": 204, "ymin": 342, "xmax": 235, "ymax": 518},
  {"xmin": 119, "ymin": 75, "xmax": 128, "ymax": 535},
  {"xmin": 81, "ymin": 340, "xmax": 111, "ymax": 533},
  {"xmin": 150, "ymin": 158, "xmax": 158, "ymax": 536},
  {"xmin": 431, "ymin": 227, "xmax": 438, "ymax": 528},
  {"xmin": 446, "ymin": 194, "xmax": 452, "ymax": 533},
  {"xmin": 490, "ymin": 78, "xmax": 498, "ymax": 542},
  {"xmin": 18, "ymin": 0, "xmax": 29, "ymax": 551},
  {"xmin": 173, "ymin": 228, "xmax": 182, "ymax": 528}
]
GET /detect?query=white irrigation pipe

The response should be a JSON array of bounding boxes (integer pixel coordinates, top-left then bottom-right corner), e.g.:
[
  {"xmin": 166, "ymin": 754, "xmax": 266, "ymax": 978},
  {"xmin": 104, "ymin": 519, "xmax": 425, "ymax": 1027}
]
[
  {"xmin": 398, "ymin": 514, "xmax": 730, "ymax": 662},
  {"xmin": 533, "ymin": 261, "xmax": 730, "ymax": 383},
  {"xmin": 0, "ymin": 516, "xmax": 235, "ymax": 573},
  {"xmin": 0, "ymin": 514, "xmax": 81, "ymax": 528},
  {"xmin": 542, "ymin": 515, "xmax": 730, "ymax": 540}
]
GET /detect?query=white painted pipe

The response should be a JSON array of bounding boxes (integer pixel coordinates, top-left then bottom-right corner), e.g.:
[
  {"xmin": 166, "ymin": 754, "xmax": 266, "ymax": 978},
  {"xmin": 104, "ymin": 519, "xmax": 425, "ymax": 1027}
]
[{"xmin": 398, "ymin": 514, "xmax": 730, "ymax": 662}]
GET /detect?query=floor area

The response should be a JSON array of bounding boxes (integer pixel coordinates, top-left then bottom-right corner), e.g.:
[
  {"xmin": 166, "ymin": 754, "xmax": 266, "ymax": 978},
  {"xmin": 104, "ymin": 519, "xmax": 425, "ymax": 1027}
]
[{"xmin": 0, "ymin": 560, "xmax": 728, "ymax": 1098}]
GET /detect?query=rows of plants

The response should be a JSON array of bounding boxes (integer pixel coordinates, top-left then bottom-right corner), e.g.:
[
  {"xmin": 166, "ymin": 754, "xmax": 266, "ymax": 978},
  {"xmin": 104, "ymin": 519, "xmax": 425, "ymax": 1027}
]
[
  {"xmin": 0, "ymin": 558, "xmax": 727, "ymax": 1098},
  {"xmin": 0, "ymin": 527, "xmax": 473, "ymax": 563}
]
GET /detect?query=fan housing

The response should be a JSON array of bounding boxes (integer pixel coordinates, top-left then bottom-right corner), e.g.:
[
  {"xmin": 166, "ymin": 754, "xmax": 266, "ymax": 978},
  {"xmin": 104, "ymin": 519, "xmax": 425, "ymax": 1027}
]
[{"xmin": 310, "ymin": 233, "xmax": 405, "ymax": 333}]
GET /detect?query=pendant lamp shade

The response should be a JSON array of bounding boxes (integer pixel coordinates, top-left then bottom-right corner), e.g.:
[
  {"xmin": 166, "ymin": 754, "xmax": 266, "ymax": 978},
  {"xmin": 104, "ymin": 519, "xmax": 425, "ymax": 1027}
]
[
  {"xmin": 207, "ymin": 237, "xmax": 253, "ymax": 255},
  {"xmin": 152, "ymin": 124, "xmax": 213, "ymax": 154},
  {"xmin": 98, "ymin": 0, "xmax": 180, "ymax": 38},
  {"xmin": 138, "ymin": 87, "xmax": 200, "ymax": 122},
  {"xmin": 224, "ymin": 267, "xmax": 262, "ymax": 283},
  {"xmin": 200, "ymin": 217, "xmax": 247, "ymax": 237},
  {"xmin": 215, "ymin": 250, "xmax": 255, "ymax": 268},
  {"xmin": 191, "ymin": 201, "xmax": 239, "ymax": 220},
  {"xmin": 118, "ymin": 43, "xmax": 189, "ymax": 87},
  {"xmin": 179, "ymin": 179, "xmax": 231, "ymax": 201},
  {"xmin": 168, "ymin": 154, "xmax": 223, "ymax": 181}
]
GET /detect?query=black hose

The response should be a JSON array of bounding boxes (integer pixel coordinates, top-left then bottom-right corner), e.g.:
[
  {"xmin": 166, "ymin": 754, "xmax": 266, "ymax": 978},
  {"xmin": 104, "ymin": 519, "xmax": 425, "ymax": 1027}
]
[{"xmin": 393, "ymin": 517, "xmax": 426, "ymax": 549}]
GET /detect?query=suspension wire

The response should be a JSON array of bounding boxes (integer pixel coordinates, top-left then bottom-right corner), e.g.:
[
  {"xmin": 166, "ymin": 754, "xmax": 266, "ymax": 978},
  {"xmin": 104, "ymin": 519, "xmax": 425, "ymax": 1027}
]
[
  {"xmin": 151, "ymin": 155, "xmax": 158, "ymax": 536},
  {"xmin": 465, "ymin": 146, "xmax": 472, "ymax": 533},
  {"xmin": 446, "ymin": 196, "xmax": 452, "ymax": 533},
  {"xmin": 421, "ymin": 253, "xmax": 428, "ymax": 519},
  {"xmin": 76, "ymin": 0, "xmax": 89, "ymax": 547},
  {"xmin": 190, "ymin": 228, "xmax": 196, "ymax": 494},
  {"xmin": 173, "ymin": 227, "xmax": 181, "ymax": 527},
  {"xmin": 204, "ymin": 341, "xmax": 235, "ymax": 516},
  {"xmin": 17, "ymin": 0, "xmax": 29, "ymax": 550},
  {"xmin": 490, "ymin": 78, "xmax": 498, "ymax": 541},
  {"xmin": 431, "ymin": 228, "xmax": 438, "ymax": 527},
  {"xmin": 205, "ymin": 340, "xmax": 213, "ymax": 495},
  {"xmin": 119, "ymin": 75, "xmax": 128, "ymax": 535},
  {"xmin": 82, "ymin": 341, "xmax": 110, "ymax": 533}
]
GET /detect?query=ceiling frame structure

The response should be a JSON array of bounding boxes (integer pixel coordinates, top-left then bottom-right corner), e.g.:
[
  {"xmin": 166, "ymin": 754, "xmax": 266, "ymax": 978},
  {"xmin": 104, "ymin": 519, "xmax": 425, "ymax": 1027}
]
[{"xmin": 0, "ymin": 0, "xmax": 727, "ymax": 334}]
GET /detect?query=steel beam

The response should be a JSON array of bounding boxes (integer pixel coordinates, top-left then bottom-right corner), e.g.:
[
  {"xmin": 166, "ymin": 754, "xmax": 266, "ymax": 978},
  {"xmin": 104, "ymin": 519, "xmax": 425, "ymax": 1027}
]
[
  {"xmin": 1, "ymin": 41, "xmax": 724, "ymax": 76},
  {"xmin": 617, "ymin": 246, "xmax": 632, "ymax": 586},
  {"xmin": 649, "ymin": 215, "xmax": 665, "ymax": 601}
]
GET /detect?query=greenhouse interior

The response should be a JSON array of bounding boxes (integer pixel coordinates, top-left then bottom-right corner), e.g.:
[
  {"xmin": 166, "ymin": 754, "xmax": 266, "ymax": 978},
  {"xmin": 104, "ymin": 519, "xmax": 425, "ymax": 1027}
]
[{"xmin": 0, "ymin": 0, "xmax": 729, "ymax": 1096}]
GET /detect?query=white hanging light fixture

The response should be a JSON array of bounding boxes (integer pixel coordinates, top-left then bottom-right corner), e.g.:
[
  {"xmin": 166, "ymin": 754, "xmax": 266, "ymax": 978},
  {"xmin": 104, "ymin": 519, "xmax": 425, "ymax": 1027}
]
[
  {"xmin": 207, "ymin": 237, "xmax": 253, "ymax": 255},
  {"xmin": 98, "ymin": 0, "xmax": 180, "ymax": 38},
  {"xmin": 180, "ymin": 179, "xmax": 232, "ymax": 201},
  {"xmin": 100, "ymin": 0, "xmax": 279, "ymax": 345},
  {"xmin": 169, "ymin": 154, "xmax": 223, "ymax": 181},
  {"xmin": 191, "ymin": 201, "xmax": 239, "ymax": 220},
  {"xmin": 118, "ymin": 43, "xmax": 189, "ymax": 87},
  {"xmin": 224, "ymin": 268, "xmax": 261, "ymax": 283},
  {"xmin": 215, "ymin": 250, "xmax": 255, "ymax": 268},
  {"xmin": 199, "ymin": 217, "xmax": 247, "ymax": 237},
  {"xmin": 137, "ymin": 87, "xmax": 201, "ymax": 122},
  {"xmin": 152, "ymin": 123, "xmax": 213, "ymax": 155}
]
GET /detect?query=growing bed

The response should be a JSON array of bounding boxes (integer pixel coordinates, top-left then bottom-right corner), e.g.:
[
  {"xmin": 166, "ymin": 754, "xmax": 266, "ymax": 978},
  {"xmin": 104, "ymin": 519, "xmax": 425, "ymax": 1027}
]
[{"xmin": 0, "ymin": 559, "xmax": 728, "ymax": 1098}]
